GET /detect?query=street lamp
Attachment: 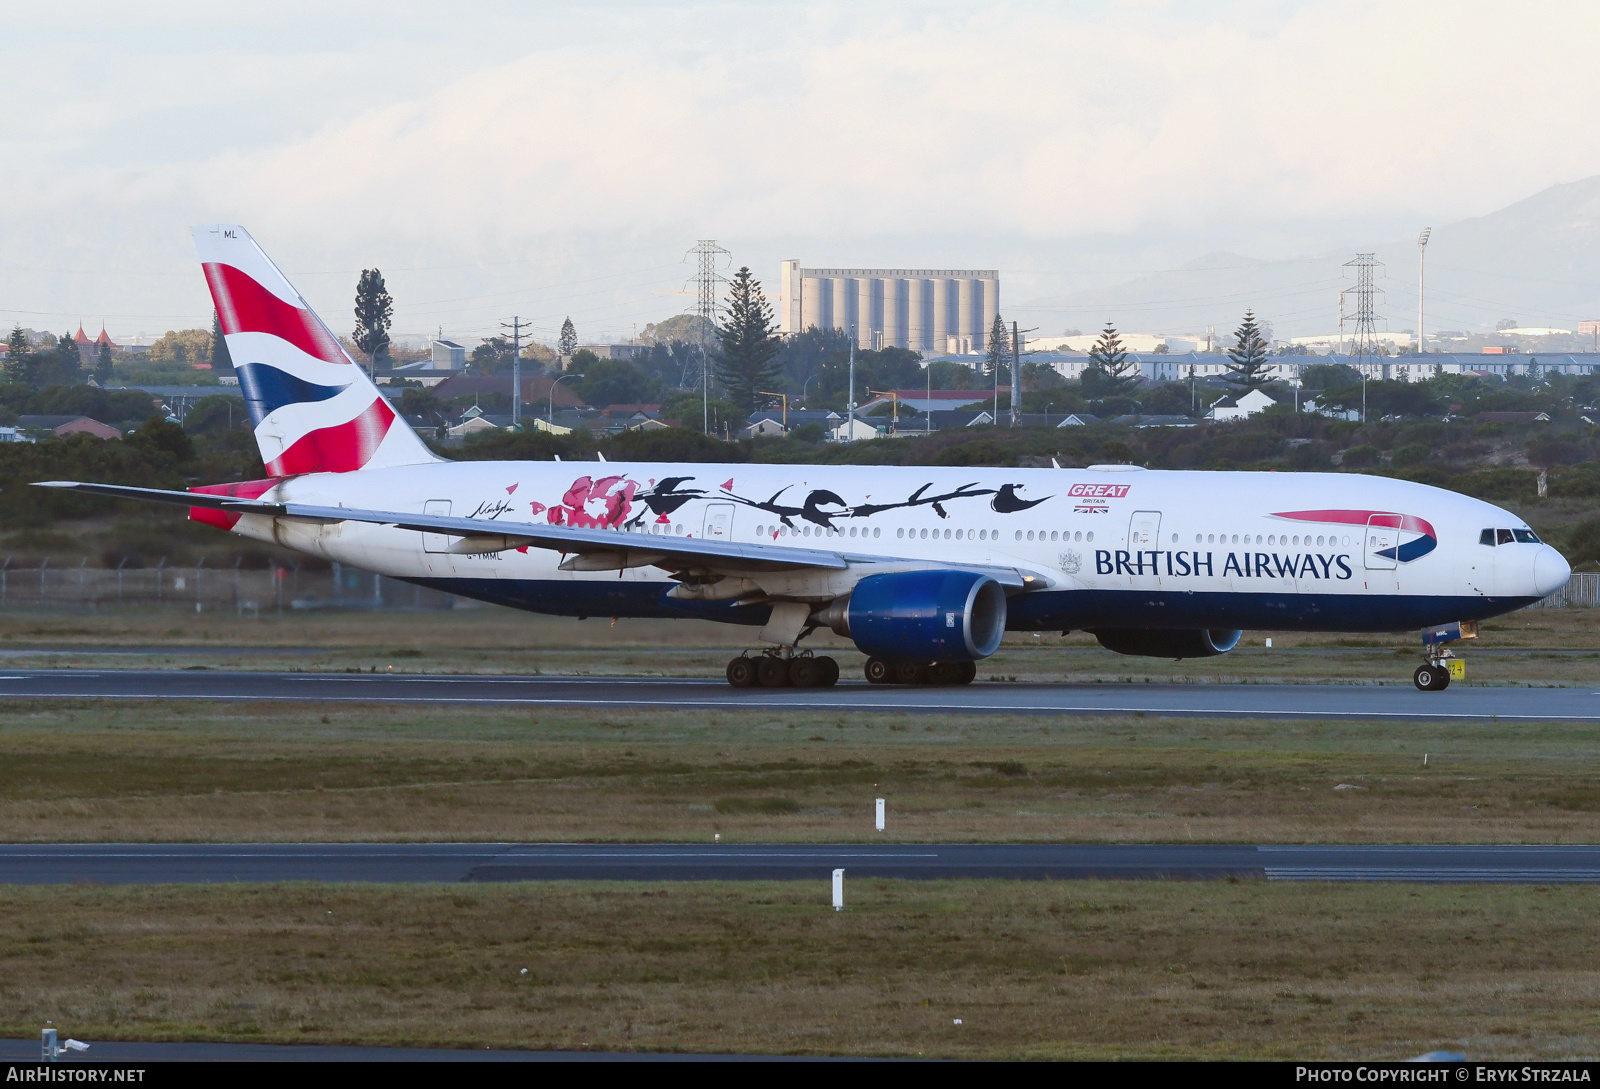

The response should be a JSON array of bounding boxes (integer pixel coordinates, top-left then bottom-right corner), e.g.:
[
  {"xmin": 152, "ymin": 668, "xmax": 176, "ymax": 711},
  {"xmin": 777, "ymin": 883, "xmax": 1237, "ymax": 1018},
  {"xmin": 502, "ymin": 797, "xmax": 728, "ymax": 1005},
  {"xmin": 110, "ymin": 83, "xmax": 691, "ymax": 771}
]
[
  {"xmin": 801, "ymin": 373, "xmax": 820, "ymax": 403},
  {"xmin": 550, "ymin": 372, "xmax": 584, "ymax": 429},
  {"xmin": 1417, "ymin": 227, "xmax": 1432, "ymax": 357}
]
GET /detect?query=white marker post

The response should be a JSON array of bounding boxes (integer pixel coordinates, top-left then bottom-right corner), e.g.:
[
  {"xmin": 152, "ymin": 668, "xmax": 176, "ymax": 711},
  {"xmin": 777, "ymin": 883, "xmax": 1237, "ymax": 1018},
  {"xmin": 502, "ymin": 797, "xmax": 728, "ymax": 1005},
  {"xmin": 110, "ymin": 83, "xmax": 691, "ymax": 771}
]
[
  {"xmin": 832, "ymin": 868, "xmax": 844, "ymax": 911},
  {"xmin": 875, "ymin": 798, "xmax": 885, "ymax": 832}
]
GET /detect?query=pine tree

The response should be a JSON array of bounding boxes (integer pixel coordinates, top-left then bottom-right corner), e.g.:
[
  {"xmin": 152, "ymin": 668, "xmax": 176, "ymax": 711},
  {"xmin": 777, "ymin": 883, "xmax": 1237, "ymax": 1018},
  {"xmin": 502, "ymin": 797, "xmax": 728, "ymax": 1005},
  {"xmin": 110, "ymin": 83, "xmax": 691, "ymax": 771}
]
[
  {"xmin": 211, "ymin": 310, "xmax": 234, "ymax": 372},
  {"xmin": 94, "ymin": 341, "xmax": 114, "ymax": 384},
  {"xmin": 43, "ymin": 332, "xmax": 83, "ymax": 386},
  {"xmin": 558, "ymin": 317, "xmax": 577, "ymax": 360},
  {"xmin": 712, "ymin": 266, "xmax": 781, "ymax": 415},
  {"xmin": 1224, "ymin": 309, "xmax": 1270, "ymax": 390},
  {"xmin": 1087, "ymin": 322, "xmax": 1138, "ymax": 394},
  {"xmin": 4, "ymin": 326, "xmax": 28, "ymax": 385},
  {"xmin": 352, "ymin": 269, "xmax": 393, "ymax": 367},
  {"xmin": 984, "ymin": 313, "xmax": 1010, "ymax": 379}
]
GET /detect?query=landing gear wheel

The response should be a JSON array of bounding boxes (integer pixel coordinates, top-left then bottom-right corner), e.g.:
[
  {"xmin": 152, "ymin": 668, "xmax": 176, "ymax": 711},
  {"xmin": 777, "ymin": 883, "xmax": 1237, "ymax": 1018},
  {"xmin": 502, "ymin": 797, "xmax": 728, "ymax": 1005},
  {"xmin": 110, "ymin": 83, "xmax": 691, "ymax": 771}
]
[
  {"xmin": 757, "ymin": 656, "xmax": 789, "ymax": 688},
  {"xmin": 864, "ymin": 657, "xmax": 892, "ymax": 684},
  {"xmin": 892, "ymin": 658, "xmax": 928, "ymax": 685},
  {"xmin": 816, "ymin": 656, "xmax": 840, "ymax": 687},
  {"xmin": 726, "ymin": 656, "xmax": 756, "ymax": 688},
  {"xmin": 956, "ymin": 661, "xmax": 977, "ymax": 685},
  {"xmin": 1413, "ymin": 664, "xmax": 1450, "ymax": 692},
  {"xmin": 928, "ymin": 661, "xmax": 962, "ymax": 686},
  {"xmin": 788, "ymin": 657, "xmax": 820, "ymax": 688}
]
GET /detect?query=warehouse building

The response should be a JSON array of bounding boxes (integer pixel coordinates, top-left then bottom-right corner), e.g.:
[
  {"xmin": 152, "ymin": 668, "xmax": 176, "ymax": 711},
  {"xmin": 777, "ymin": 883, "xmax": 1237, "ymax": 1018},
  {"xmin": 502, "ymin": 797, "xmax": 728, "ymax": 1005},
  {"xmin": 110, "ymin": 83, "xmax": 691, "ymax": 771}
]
[{"xmin": 778, "ymin": 261, "xmax": 998, "ymax": 353}]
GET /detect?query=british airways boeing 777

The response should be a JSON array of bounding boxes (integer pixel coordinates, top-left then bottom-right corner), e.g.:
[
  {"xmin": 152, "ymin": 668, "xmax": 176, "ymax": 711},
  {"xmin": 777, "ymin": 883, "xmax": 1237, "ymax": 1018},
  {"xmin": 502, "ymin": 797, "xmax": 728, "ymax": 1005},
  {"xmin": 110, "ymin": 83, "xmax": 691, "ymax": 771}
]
[{"xmin": 38, "ymin": 226, "xmax": 1572, "ymax": 691}]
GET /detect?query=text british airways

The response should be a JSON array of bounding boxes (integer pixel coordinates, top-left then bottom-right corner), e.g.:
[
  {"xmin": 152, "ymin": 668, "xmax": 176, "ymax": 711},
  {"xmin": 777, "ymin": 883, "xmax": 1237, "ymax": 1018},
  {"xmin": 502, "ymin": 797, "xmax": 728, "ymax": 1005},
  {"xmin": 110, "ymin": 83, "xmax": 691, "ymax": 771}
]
[{"xmin": 1096, "ymin": 550, "xmax": 1355, "ymax": 580}]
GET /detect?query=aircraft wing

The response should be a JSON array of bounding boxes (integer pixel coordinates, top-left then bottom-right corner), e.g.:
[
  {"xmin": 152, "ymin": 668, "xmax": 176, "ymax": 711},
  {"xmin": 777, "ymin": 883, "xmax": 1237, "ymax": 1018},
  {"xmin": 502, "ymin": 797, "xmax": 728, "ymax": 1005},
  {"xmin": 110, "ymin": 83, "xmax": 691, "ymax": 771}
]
[{"xmin": 33, "ymin": 480, "xmax": 1043, "ymax": 588}]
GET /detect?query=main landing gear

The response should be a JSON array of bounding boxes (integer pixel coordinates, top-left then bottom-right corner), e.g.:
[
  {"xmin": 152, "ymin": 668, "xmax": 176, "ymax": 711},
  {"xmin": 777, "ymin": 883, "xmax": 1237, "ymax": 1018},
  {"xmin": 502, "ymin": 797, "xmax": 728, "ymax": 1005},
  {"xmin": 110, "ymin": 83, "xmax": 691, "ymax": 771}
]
[
  {"xmin": 726, "ymin": 652, "xmax": 840, "ymax": 689},
  {"xmin": 864, "ymin": 657, "xmax": 977, "ymax": 687}
]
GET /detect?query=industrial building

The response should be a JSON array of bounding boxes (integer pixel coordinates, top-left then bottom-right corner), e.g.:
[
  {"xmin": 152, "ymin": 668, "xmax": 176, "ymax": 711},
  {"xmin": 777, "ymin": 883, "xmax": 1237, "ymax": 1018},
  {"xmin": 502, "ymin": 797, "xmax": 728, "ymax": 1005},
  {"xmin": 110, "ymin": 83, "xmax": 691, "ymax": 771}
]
[{"xmin": 779, "ymin": 261, "xmax": 998, "ymax": 353}]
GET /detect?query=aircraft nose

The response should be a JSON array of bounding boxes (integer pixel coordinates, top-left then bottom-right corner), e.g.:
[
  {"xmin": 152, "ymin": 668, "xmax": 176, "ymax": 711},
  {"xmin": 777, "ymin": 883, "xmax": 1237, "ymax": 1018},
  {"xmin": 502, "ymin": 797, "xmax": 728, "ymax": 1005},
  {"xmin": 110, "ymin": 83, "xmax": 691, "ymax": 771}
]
[{"xmin": 1533, "ymin": 546, "xmax": 1572, "ymax": 598}]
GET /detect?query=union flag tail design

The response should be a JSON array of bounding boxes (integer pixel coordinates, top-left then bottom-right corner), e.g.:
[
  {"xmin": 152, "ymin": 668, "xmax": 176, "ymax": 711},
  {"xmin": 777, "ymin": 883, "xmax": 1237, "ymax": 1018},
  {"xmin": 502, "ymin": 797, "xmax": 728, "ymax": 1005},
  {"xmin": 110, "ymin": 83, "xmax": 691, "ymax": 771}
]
[{"xmin": 191, "ymin": 224, "xmax": 436, "ymax": 477}]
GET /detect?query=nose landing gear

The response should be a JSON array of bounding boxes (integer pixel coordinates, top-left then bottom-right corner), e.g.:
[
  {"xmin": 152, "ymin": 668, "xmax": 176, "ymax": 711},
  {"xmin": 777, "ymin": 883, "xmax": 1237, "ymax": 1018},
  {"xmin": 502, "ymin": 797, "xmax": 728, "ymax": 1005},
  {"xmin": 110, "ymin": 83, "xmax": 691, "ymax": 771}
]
[
  {"xmin": 1414, "ymin": 662, "xmax": 1451, "ymax": 691},
  {"xmin": 1415, "ymin": 620, "xmax": 1475, "ymax": 692}
]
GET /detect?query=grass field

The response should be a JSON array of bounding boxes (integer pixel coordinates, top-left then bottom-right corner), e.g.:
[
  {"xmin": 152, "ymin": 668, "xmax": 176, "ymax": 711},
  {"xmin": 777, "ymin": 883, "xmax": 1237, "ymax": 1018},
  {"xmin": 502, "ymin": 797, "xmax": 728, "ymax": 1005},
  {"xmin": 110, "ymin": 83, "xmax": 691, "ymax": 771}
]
[
  {"xmin": 4, "ymin": 607, "xmax": 1600, "ymax": 1058},
  {"xmin": 1, "ymin": 879, "xmax": 1595, "ymax": 1059},
  {"xmin": 0, "ymin": 603, "xmax": 1597, "ymax": 685},
  {"xmin": 4, "ymin": 700, "xmax": 1600, "ymax": 843}
]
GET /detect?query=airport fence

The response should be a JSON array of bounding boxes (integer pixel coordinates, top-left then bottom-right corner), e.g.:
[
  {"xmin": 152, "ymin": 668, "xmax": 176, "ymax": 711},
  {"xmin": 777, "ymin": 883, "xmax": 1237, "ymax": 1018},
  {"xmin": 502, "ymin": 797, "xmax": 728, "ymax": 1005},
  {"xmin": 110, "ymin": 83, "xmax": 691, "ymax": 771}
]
[
  {"xmin": 1532, "ymin": 572, "xmax": 1600, "ymax": 608},
  {"xmin": 0, "ymin": 559, "xmax": 461, "ymax": 614}
]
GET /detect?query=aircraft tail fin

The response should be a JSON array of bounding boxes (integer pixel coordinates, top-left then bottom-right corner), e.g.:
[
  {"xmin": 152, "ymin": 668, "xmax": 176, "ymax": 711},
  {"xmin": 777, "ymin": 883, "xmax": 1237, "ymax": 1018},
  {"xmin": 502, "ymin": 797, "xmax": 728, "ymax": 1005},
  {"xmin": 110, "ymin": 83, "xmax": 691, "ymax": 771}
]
[{"xmin": 190, "ymin": 224, "xmax": 437, "ymax": 477}]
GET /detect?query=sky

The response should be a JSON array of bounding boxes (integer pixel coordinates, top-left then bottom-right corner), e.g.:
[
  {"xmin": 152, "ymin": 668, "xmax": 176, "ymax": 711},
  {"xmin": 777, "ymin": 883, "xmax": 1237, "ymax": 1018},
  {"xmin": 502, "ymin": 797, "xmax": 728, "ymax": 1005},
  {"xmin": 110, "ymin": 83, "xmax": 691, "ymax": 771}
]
[{"xmin": 4, "ymin": 0, "xmax": 1600, "ymax": 346}]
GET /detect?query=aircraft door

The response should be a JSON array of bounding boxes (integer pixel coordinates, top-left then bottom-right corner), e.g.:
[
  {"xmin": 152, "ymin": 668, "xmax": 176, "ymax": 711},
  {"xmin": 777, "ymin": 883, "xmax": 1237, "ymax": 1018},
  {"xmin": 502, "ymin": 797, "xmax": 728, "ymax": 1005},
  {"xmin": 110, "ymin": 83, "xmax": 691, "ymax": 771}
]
[
  {"xmin": 1128, "ymin": 510, "xmax": 1162, "ymax": 550},
  {"xmin": 1127, "ymin": 510, "xmax": 1163, "ymax": 585},
  {"xmin": 422, "ymin": 500, "xmax": 452, "ymax": 553},
  {"xmin": 702, "ymin": 503, "xmax": 734, "ymax": 540},
  {"xmin": 1365, "ymin": 514, "xmax": 1400, "ymax": 570}
]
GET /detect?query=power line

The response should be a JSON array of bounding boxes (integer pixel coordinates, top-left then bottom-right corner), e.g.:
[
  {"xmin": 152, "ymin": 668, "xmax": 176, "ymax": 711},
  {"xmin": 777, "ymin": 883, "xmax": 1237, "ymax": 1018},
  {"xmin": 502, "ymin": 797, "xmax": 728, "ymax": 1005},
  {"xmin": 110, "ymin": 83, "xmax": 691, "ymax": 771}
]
[
  {"xmin": 500, "ymin": 316, "xmax": 529, "ymax": 431},
  {"xmin": 684, "ymin": 240, "xmax": 729, "ymax": 434},
  {"xmin": 1341, "ymin": 253, "xmax": 1384, "ymax": 421}
]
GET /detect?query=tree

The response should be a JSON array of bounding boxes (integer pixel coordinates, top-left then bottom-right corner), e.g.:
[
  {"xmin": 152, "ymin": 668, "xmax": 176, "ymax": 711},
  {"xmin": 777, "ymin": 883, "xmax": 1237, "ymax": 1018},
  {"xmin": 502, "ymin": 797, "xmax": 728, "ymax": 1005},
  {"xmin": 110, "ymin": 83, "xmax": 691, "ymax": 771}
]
[
  {"xmin": 352, "ymin": 269, "xmax": 393, "ymax": 367},
  {"xmin": 1224, "ymin": 309, "xmax": 1271, "ymax": 390},
  {"xmin": 712, "ymin": 266, "xmax": 781, "ymax": 414},
  {"xmin": 30, "ymin": 333, "xmax": 83, "ymax": 388},
  {"xmin": 94, "ymin": 341, "xmax": 114, "ymax": 384},
  {"xmin": 579, "ymin": 358, "xmax": 661, "ymax": 408},
  {"xmin": 211, "ymin": 310, "xmax": 234, "ymax": 372},
  {"xmin": 469, "ymin": 337, "xmax": 514, "ymax": 375},
  {"xmin": 1087, "ymin": 322, "xmax": 1139, "ymax": 394},
  {"xmin": 984, "ymin": 314, "xmax": 1009, "ymax": 379},
  {"xmin": 5, "ymin": 326, "xmax": 29, "ymax": 385},
  {"xmin": 558, "ymin": 317, "xmax": 578, "ymax": 359},
  {"xmin": 181, "ymin": 394, "xmax": 247, "ymax": 435},
  {"xmin": 774, "ymin": 325, "xmax": 850, "ymax": 396}
]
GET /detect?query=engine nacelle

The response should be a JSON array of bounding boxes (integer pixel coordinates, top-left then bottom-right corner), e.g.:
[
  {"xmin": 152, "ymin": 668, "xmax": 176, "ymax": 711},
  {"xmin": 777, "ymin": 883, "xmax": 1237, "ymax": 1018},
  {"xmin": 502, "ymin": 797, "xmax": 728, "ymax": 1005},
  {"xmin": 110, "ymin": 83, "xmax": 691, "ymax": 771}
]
[
  {"xmin": 1093, "ymin": 628, "xmax": 1242, "ymax": 659},
  {"xmin": 826, "ymin": 570, "xmax": 1007, "ymax": 662}
]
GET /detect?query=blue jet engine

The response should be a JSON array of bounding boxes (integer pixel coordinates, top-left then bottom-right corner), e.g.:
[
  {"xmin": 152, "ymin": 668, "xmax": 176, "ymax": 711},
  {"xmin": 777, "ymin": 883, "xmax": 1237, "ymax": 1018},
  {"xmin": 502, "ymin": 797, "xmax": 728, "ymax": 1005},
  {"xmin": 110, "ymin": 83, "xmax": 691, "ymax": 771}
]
[
  {"xmin": 833, "ymin": 570, "xmax": 1008, "ymax": 662},
  {"xmin": 1092, "ymin": 628, "xmax": 1243, "ymax": 659}
]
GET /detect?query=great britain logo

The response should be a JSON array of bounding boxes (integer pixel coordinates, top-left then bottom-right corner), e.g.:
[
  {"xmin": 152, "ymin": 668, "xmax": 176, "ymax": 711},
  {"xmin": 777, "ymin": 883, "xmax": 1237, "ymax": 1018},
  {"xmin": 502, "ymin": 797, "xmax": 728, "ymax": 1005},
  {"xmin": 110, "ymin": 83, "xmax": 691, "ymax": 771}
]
[{"xmin": 1069, "ymin": 482, "xmax": 1128, "ymax": 514}]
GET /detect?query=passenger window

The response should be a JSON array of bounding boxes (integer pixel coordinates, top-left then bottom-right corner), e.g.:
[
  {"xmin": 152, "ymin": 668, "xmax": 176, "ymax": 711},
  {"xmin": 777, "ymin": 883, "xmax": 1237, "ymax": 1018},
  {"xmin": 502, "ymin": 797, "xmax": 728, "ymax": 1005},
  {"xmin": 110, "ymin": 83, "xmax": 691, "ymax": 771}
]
[
  {"xmin": 1479, "ymin": 529, "xmax": 1495, "ymax": 547},
  {"xmin": 1514, "ymin": 529, "xmax": 1540, "ymax": 544},
  {"xmin": 1497, "ymin": 529, "xmax": 1515, "ymax": 545}
]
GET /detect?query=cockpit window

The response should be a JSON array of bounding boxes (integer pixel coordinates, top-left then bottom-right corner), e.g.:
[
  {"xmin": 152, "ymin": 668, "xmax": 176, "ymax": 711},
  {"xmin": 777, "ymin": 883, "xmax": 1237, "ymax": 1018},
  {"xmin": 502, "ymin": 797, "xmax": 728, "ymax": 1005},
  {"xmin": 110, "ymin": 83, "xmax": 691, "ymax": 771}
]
[
  {"xmin": 1480, "ymin": 529, "xmax": 1496, "ymax": 546},
  {"xmin": 1514, "ymin": 529, "xmax": 1541, "ymax": 544},
  {"xmin": 1497, "ymin": 529, "xmax": 1515, "ymax": 545}
]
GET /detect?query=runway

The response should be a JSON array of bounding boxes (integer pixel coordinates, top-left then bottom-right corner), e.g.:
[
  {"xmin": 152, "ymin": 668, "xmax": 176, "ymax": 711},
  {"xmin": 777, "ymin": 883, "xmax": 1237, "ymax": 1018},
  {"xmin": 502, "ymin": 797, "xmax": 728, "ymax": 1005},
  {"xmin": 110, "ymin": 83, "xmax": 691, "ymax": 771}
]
[
  {"xmin": 5, "ymin": 842, "xmax": 1600, "ymax": 884},
  {"xmin": 2, "ymin": 667, "xmax": 1599, "ymax": 720}
]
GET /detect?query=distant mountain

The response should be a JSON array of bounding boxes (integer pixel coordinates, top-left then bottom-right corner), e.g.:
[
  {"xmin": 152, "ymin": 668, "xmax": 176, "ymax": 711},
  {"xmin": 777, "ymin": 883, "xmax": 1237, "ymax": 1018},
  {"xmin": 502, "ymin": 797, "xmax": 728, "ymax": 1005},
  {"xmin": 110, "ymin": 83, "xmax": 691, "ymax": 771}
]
[{"xmin": 1018, "ymin": 177, "xmax": 1600, "ymax": 341}]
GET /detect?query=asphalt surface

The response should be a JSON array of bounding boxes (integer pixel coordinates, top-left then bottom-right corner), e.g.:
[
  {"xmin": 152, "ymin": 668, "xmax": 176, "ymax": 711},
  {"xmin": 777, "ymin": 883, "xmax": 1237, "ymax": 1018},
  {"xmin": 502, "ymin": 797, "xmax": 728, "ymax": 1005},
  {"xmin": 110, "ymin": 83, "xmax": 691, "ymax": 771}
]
[
  {"xmin": 5, "ymin": 842, "xmax": 1600, "ymax": 884},
  {"xmin": 2, "ymin": 667, "xmax": 1599, "ymax": 719},
  {"xmin": 0, "ymin": 1039, "xmax": 826, "ymax": 1062}
]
